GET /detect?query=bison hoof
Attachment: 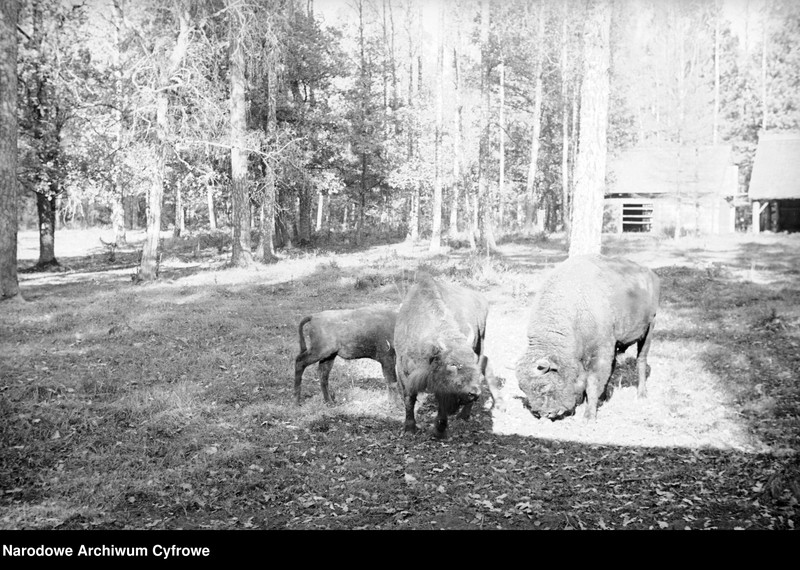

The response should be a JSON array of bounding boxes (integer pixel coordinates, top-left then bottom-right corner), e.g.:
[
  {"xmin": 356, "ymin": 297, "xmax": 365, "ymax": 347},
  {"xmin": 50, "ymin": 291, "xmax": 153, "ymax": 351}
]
[
  {"xmin": 432, "ymin": 428, "xmax": 448, "ymax": 440},
  {"xmin": 456, "ymin": 410, "xmax": 471, "ymax": 420},
  {"xmin": 403, "ymin": 423, "xmax": 418, "ymax": 435}
]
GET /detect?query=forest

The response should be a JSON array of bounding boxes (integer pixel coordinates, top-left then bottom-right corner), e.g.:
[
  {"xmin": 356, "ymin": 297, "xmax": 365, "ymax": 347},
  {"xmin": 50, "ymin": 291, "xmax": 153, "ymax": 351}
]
[
  {"xmin": 2, "ymin": 0, "xmax": 799, "ymax": 277},
  {"xmin": 0, "ymin": 0, "xmax": 799, "ymax": 538}
]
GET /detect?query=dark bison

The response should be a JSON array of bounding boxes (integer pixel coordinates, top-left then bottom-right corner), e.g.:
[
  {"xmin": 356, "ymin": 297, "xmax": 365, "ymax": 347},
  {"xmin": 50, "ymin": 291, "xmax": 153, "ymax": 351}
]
[
  {"xmin": 294, "ymin": 305, "xmax": 398, "ymax": 405},
  {"xmin": 517, "ymin": 254, "xmax": 660, "ymax": 421},
  {"xmin": 394, "ymin": 274, "xmax": 489, "ymax": 438}
]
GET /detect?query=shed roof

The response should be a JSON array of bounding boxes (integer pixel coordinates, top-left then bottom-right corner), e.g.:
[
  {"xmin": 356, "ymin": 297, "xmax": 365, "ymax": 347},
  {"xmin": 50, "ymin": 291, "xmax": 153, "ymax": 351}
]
[
  {"xmin": 607, "ymin": 145, "xmax": 737, "ymax": 197},
  {"xmin": 748, "ymin": 132, "xmax": 800, "ymax": 201}
]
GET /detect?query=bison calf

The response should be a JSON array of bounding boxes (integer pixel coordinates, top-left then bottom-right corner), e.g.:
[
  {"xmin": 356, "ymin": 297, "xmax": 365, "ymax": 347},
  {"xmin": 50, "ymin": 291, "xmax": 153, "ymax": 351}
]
[
  {"xmin": 517, "ymin": 255, "xmax": 660, "ymax": 421},
  {"xmin": 294, "ymin": 305, "xmax": 398, "ymax": 405},
  {"xmin": 394, "ymin": 274, "xmax": 489, "ymax": 439}
]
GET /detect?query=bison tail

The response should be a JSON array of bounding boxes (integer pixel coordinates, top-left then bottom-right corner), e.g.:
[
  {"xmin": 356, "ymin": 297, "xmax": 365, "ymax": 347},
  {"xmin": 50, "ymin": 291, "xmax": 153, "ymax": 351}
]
[{"xmin": 297, "ymin": 316, "xmax": 313, "ymax": 353}]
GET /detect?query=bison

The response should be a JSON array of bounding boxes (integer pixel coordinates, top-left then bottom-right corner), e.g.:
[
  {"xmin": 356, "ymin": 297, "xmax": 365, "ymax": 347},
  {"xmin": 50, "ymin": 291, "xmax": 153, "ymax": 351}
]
[
  {"xmin": 394, "ymin": 274, "xmax": 489, "ymax": 438},
  {"xmin": 517, "ymin": 254, "xmax": 660, "ymax": 421},
  {"xmin": 294, "ymin": 305, "xmax": 398, "ymax": 405}
]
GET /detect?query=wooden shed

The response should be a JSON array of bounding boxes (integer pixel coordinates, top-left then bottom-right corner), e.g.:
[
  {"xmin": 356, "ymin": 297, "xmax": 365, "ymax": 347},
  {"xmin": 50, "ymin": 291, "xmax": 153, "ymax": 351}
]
[
  {"xmin": 605, "ymin": 145, "xmax": 739, "ymax": 235},
  {"xmin": 749, "ymin": 132, "xmax": 800, "ymax": 233}
]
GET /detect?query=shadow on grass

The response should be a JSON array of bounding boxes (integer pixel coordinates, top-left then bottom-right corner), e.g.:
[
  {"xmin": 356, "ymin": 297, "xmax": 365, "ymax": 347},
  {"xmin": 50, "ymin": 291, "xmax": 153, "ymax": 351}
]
[{"xmin": 4, "ymin": 234, "xmax": 800, "ymax": 530}]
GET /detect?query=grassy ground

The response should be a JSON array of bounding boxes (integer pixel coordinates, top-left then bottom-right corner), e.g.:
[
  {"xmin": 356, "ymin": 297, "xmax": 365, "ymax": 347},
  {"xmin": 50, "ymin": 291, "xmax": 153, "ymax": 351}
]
[{"xmin": 1, "ymin": 228, "xmax": 798, "ymax": 530}]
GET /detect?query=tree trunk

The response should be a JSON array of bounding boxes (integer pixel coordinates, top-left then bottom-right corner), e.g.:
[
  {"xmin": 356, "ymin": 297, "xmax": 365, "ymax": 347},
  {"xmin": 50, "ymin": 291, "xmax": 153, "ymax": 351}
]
[
  {"xmin": 477, "ymin": 0, "xmax": 496, "ymax": 252},
  {"xmin": 405, "ymin": 17, "xmax": 419, "ymax": 243},
  {"xmin": 429, "ymin": 2, "xmax": 445, "ymax": 253},
  {"xmin": 560, "ymin": 3, "xmax": 572, "ymax": 237},
  {"xmin": 206, "ymin": 183, "xmax": 217, "ymax": 230},
  {"xmin": 568, "ymin": 0, "xmax": 611, "ymax": 258},
  {"xmin": 761, "ymin": 12, "xmax": 768, "ymax": 132},
  {"xmin": 409, "ymin": 191, "xmax": 419, "ymax": 242},
  {"xmin": 356, "ymin": 0, "xmax": 368, "ymax": 248},
  {"xmin": 382, "ymin": 0, "xmax": 390, "ymax": 137},
  {"xmin": 0, "ymin": 0, "xmax": 21, "ymax": 301},
  {"xmin": 298, "ymin": 180, "xmax": 312, "ymax": 245},
  {"xmin": 316, "ymin": 191, "xmax": 324, "ymax": 232},
  {"xmin": 229, "ymin": 7, "xmax": 253, "ymax": 267},
  {"xmin": 498, "ymin": 54, "xmax": 506, "ymax": 233},
  {"xmin": 713, "ymin": 0, "xmax": 720, "ymax": 145},
  {"xmin": 137, "ymin": 3, "xmax": 190, "ymax": 281},
  {"xmin": 259, "ymin": 49, "xmax": 277, "ymax": 262},
  {"xmin": 31, "ymin": 0, "xmax": 59, "ymax": 269},
  {"xmin": 139, "ymin": 92, "xmax": 167, "ymax": 281},
  {"xmin": 561, "ymin": 97, "xmax": 571, "ymax": 236},
  {"xmin": 276, "ymin": 186, "xmax": 294, "ymax": 248},
  {"xmin": 257, "ymin": 166, "xmax": 277, "ymax": 261},
  {"xmin": 674, "ymin": 14, "xmax": 686, "ymax": 241},
  {"xmin": 36, "ymin": 192, "xmax": 58, "ymax": 267},
  {"xmin": 111, "ymin": 0, "xmax": 126, "ymax": 246},
  {"xmin": 174, "ymin": 178, "xmax": 183, "ymax": 237},
  {"xmin": 449, "ymin": 42, "xmax": 463, "ymax": 238},
  {"xmin": 470, "ymin": 191, "xmax": 478, "ymax": 249},
  {"xmin": 525, "ymin": 3, "xmax": 545, "ymax": 234}
]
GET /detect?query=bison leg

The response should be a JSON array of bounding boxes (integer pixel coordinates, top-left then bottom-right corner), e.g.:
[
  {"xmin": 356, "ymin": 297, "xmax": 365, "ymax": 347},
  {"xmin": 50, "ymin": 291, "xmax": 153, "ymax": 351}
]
[
  {"xmin": 379, "ymin": 354, "xmax": 399, "ymax": 402},
  {"xmin": 402, "ymin": 391, "xmax": 419, "ymax": 435},
  {"xmin": 636, "ymin": 324, "xmax": 654, "ymax": 399},
  {"xmin": 318, "ymin": 355, "xmax": 337, "ymax": 404},
  {"xmin": 584, "ymin": 354, "xmax": 613, "ymax": 421},
  {"xmin": 294, "ymin": 351, "xmax": 320, "ymax": 405},
  {"xmin": 456, "ymin": 401, "xmax": 473, "ymax": 420},
  {"xmin": 433, "ymin": 394, "xmax": 449, "ymax": 439}
]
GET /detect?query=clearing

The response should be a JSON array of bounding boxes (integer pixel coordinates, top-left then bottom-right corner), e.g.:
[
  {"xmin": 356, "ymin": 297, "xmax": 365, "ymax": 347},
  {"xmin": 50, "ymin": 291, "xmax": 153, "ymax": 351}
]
[{"xmin": 1, "ymin": 228, "xmax": 798, "ymax": 530}]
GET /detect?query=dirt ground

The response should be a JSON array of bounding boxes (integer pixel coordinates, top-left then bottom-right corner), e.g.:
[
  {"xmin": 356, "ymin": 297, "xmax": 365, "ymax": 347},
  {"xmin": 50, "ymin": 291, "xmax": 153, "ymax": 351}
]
[{"xmin": 3, "ymin": 228, "xmax": 799, "ymax": 531}]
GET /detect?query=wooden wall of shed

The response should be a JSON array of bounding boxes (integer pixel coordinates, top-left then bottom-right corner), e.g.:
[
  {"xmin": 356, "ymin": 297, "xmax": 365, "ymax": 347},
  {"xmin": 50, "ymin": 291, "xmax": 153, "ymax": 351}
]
[{"xmin": 603, "ymin": 196, "xmax": 735, "ymax": 236}]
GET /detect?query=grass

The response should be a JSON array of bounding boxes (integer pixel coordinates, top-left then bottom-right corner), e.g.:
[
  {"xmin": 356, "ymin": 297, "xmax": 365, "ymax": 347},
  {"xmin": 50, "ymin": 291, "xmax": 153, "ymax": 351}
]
[{"xmin": 1, "ymin": 229, "xmax": 799, "ymax": 530}]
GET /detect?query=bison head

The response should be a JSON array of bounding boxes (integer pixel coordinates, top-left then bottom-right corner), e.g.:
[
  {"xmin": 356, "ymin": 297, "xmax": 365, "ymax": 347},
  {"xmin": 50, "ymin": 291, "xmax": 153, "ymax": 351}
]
[
  {"xmin": 516, "ymin": 353, "xmax": 585, "ymax": 420},
  {"xmin": 426, "ymin": 339, "xmax": 484, "ymax": 402}
]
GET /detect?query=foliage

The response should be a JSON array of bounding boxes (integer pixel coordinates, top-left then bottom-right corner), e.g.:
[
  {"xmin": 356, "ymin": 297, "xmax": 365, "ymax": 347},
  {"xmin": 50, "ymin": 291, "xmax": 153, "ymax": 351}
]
[
  {"xmin": 16, "ymin": 0, "xmax": 97, "ymax": 202},
  {"xmin": 13, "ymin": 0, "xmax": 800, "ymax": 253},
  {"xmin": 764, "ymin": 2, "xmax": 800, "ymax": 132}
]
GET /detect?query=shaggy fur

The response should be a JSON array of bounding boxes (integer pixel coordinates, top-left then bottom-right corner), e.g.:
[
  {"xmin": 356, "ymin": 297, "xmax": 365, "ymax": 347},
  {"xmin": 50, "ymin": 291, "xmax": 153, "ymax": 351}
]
[
  {"xmin": 394, "ymin": 274, "xmax": 488, "ymax": 438},
  {"xmin": 294, "ymin": 305, "xmax": 398, "ymax": 404},
  {"xmin": 517, "ymin": 255, "xmax": 660, "ymax": 421}
]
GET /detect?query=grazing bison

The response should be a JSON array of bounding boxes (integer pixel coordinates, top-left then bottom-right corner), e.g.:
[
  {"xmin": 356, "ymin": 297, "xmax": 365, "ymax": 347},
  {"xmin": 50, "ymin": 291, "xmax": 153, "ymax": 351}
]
[
  {"xmin": 517, "ymin": 255, "xmax": 660, "ymax": 421},
  {"xmin": 294, "ymin": 305, "xmax": 398, "ymax": 405},
  {"xmin": 394, "ymin": 274, "xmax": 489, "ymax": 438}
]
